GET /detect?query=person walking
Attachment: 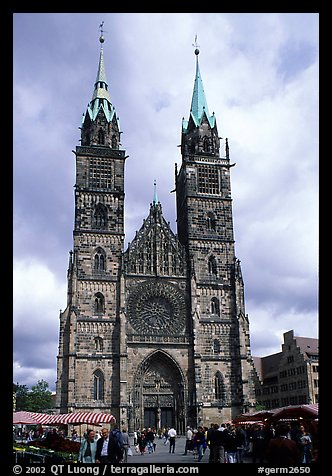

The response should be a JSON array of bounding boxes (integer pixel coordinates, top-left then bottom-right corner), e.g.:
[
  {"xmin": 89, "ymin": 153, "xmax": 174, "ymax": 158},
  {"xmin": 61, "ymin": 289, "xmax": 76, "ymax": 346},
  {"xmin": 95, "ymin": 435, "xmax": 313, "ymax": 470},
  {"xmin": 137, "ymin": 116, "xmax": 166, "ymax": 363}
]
[
  {"xmin": 108, "ymin": 424, "xmax": 124, "ymax": 464},
  {"xmin": 121, "ymin": 428, "xmax": 131, "ymax": 463},
  {"xmin": 96, "ymin": 428, "xmax": 110, "ymax": 464},
  {"xmin": 78, "ymin": 429, "xmax": 97, "ymax": 463},
  {"xmin": 183, "ymin": 426, "xmax": 193, "ymax": 455},
  {"xmin": 296, "ymin": 425, "xmax": 313, "ymax": 464},
  {"xmin": 224, "ymin": 425, "xmax": 238, "ymax": 463},
  {"xmin": 168, "ymin": 427, "xmax": 177, "ymax": 453},
  {"xmin": 209, "ymin": 423, "xmax": 226, "ymax": 463},
  {"xmin": 193, "ymin": 426, "xmax": 206, "ymax": 462}
]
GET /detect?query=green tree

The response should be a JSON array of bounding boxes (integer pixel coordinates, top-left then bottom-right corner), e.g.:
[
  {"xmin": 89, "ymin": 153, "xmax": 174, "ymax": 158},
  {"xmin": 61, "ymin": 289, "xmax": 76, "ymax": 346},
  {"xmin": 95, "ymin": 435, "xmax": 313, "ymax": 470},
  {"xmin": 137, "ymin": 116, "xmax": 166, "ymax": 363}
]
[
  {"xmin": 28, "ymin": 380, "xmax": 53, "ymax": 412},
  {"xmin": 14, "ymin": 382, "xmax": 30, "ymax": 411},
  {"xmin": 14, "ymin": 380, "xmax": 53, "ymax": 412}
]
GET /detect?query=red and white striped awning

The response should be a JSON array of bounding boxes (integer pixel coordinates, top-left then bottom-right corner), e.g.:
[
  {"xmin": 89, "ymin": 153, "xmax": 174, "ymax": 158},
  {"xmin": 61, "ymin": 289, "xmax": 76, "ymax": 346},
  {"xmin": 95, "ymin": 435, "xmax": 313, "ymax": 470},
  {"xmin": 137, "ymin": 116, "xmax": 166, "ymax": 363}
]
[
  {"xmin": 13, "ymin": 411, "xmax": 116, "ymax": 426},
  {"xmin": 51, "ymin": 412, "xmax": 116, "ymax": 425}
]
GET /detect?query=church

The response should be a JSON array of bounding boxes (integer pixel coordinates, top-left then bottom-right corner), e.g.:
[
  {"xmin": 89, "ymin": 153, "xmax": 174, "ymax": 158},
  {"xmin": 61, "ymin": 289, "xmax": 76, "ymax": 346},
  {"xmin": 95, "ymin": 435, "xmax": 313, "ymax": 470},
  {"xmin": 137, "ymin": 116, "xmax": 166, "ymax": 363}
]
[{"xmin": 55, "ymin": 33, "xmax": 256, "ymax": 432}]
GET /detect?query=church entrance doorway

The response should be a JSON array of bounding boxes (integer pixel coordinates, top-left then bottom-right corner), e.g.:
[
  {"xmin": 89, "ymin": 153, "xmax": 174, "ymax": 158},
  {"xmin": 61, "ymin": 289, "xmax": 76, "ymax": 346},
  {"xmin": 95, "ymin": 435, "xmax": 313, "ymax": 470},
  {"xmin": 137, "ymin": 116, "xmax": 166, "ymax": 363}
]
[{"xmin": 133, "ymin": 350, "xmax": 186, "ymax": 433}]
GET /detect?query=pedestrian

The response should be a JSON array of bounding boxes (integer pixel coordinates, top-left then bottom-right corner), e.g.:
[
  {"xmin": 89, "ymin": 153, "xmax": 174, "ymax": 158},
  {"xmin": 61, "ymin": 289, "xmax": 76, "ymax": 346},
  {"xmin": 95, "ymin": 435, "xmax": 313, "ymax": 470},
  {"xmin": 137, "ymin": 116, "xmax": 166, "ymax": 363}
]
[
  {"xmin": 209, "ymin": 423, "xmax": 226, "ymax": 463},
  {"xmin": 78, "ymin": 429, "xmax": 97, "ymax": 463},
  {"xmin": 224, "ymin": 425, "xmax": 238, "ymax": 463},
  {"xmin": 133, "ymin": 430, "xmax": 138, "ymax": 446},
  {"xmin": 296, "ymin": 425, "xmax": 313, "ymax": 464},
  {"xmin": 145, "ymin": 427, "xmax": 155, "ymax": 453},
  {"xmin": 206, "ymin": 423, "xmax": 215, "ymax": 462},
  {"xmin": 236, "ymin": 425, "xmax": 247, "ymax": 463},
  {"xmin": 108, "ymin": 424, "xmax": 124, "ymax": 464},
  {"xmin": 121, "ymin": 428, "xmax": 131, "ymax": 463},
  {"xmin": 163, "ymin": 428, "xmax": 169, "ymax": 445},
  {"xmin": 251, "ymin": 424, "xmax": 267, "ymax": 464},
  {"xmin": 193, "ymin": 426, "xmax": 206, "ymax": 462},
  {"xmin": 266, "ymin": 423, "xmax": 301, "ymax": 465},
  {"xmin": 96, "ymin": 427, "xmax": 110, "ymax": 464},
  {"xmin": 138, "ymin": 429, "xmax": 147, "ymax": 455},
  {"xmin": 168, "ymin": 426, "xmax": 177, "ymax": 453},
  {"xmin": 183, "ymin": 426, "xmax": 193, "ymax": 455}
]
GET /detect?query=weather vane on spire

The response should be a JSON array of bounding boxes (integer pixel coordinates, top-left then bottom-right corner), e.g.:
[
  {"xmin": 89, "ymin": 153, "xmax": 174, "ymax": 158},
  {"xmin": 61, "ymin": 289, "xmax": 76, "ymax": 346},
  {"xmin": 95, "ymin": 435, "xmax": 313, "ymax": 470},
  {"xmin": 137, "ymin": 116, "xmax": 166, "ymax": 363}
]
[
  {"xmin": 192, "ymin": 34, "xmax": 200, "ymax": 55},
  {"xmin": 99, "ymin": 21, "xmax": 105, "ymax": 44}
]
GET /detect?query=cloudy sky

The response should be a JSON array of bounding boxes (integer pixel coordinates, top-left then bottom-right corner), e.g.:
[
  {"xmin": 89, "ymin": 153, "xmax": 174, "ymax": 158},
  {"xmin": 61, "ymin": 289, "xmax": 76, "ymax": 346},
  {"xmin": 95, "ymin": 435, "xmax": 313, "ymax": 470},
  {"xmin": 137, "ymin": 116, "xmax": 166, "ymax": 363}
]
[{"xmin": 13, "ymin": 13, "xmax": 319, "ymax": 391}]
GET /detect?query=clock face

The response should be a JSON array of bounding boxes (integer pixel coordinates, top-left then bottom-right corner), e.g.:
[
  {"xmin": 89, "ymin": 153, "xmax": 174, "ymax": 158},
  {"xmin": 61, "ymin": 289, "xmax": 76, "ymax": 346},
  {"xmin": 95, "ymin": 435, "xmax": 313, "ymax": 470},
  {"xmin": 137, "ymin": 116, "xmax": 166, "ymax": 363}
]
[{"xmin": 127, "ymin": 281, "xmax": 186, "ymax": 334}]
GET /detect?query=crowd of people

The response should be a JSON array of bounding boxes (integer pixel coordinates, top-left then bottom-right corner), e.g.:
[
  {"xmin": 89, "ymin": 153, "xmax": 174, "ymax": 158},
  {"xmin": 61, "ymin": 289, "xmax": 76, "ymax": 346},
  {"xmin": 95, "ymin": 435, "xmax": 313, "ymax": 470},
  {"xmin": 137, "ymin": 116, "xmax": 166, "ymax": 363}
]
[
  {"xmin": 181, "ymin": 421, "xmax": 317, "ymax": 464},
  {"xmin": 15, "ymin": 419, "xmax": 318, "ymax": 464}
]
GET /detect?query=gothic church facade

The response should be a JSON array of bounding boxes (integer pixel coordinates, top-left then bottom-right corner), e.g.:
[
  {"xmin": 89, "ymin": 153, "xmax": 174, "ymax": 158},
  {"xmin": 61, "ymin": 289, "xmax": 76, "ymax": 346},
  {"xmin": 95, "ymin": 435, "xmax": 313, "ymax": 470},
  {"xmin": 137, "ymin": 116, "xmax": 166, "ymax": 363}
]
[{"xmin": 56, "ymin": 37, "xmax": 256, "ymax": 431}]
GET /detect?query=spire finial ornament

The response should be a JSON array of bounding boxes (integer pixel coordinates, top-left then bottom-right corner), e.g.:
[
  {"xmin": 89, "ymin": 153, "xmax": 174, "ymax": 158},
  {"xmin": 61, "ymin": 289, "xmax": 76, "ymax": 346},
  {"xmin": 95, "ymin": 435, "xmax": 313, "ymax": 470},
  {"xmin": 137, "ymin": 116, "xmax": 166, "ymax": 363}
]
[
  {"xmin": 192, "ymin": 34, "xmax": 200, "ymax": 55},
  {"xmin": 153, "ymin": 180, "xmax": 158, "ymax": 205},
  {"xmin": 99, "ymin": 21, "xmax": 105, "ymax": 44}
]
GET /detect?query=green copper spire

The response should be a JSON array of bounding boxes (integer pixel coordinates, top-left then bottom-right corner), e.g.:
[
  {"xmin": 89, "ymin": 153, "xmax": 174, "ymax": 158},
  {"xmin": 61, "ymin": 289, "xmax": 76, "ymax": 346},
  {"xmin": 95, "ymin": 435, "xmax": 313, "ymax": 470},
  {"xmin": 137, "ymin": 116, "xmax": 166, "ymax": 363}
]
[
  {"xmin": 182, "ymin": 46, "xmax": 216, "ymax": 133},
  {"xmin": 92, "ymin": 39, "xmax": 111, "ymax": 103},
  {"xmin": 83, "ymin": 32, "xmax": 119, "ymax": 127},
  {"xmin": 190, "ymin": 51, "xmax": 210, "ymax": 124}
]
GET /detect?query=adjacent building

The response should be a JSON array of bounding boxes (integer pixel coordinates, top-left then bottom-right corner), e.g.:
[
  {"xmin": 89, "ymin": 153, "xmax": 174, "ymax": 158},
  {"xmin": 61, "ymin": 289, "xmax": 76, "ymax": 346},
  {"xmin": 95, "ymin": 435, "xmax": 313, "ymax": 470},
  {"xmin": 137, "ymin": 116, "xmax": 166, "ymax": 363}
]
[
  {"xmin": 55, "ymin": 35, "xmax": 257, "ymax": 431},
  {"xmin": 253, "ymin": 330, "xmax": 319, "ymax": 409}
]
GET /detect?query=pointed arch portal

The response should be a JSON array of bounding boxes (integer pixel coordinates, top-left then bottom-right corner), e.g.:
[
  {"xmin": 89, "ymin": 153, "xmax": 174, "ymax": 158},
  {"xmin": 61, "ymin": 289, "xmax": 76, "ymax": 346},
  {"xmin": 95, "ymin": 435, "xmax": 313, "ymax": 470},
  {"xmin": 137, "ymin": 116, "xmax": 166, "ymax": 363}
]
[{"xmin": 132, "ymin": 351, "xmax": 186, "ymax": 433}]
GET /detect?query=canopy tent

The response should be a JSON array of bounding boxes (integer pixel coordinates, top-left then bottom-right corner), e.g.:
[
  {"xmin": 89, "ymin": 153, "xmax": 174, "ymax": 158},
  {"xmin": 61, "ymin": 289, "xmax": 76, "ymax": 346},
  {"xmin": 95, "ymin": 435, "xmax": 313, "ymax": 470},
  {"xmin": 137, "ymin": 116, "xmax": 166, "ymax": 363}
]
[
  {"xmin": 271, "ymin": 404, "xmax": 318, "ymax": 421},
  {"xmin": 233, "ymin": 409, "xmax": 276, "ymax": 424},
  {"xmin": 49, "ymin": 411, "xmax": 116, "ymax": 425},
  {"xmin": 233, "ymin": 404, "xmax": 319, "ymax": 425},
  {"xmin": 13, "ymin": 411, "xmax": 41, "ymax": 425},
  {"xmin": 13, "ymin": 411, "xmax": 116, "ymax": 426}
]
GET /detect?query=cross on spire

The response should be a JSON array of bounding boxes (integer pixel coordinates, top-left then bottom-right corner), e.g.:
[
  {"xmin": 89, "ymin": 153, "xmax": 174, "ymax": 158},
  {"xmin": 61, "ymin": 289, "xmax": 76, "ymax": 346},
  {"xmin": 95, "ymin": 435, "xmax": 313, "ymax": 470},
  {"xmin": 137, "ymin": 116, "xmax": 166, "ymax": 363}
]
[
  {"xmin": 99, "ymin": 21, "xmax": 107, "ymax": 44},
  {"xmin": 192, "ymin": 34, "xmax": 200, "ymax": 55}
]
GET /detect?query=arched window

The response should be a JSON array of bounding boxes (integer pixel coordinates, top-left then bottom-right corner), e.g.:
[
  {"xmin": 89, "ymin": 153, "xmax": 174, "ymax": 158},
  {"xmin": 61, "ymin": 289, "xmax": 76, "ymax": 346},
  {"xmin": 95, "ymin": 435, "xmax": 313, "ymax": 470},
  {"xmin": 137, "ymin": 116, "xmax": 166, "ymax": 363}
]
[
  {"xmin": 213, "ymin": 339, "xmax": 221, "ymax": 354},
  {"xmin": 95, "ymin": 337, "xmax": 103, "ymax": 352},
  {"xmin": 211, "ymin": 297, "xmax": 220, "ymax": 316},
  {"xmin": 208, "ymin": 255, "xmax": 217, "ymax": 277},
  {"xmin": 94, "ymin": 292, "xmax": 105, "ymax": 314},
  {"xmin": 203, "ymin": 137, "xmax": 211, "ymax": 153},
  {"xmin": 93, "ymin": 369, "xmax": 104, "ymax": 401},
  {"xmin": 93, "ymin": 203, "xmax": 107, "ymax": 229},
  {"xmin": 98, "ymin": 128, "xmax": 105, "ymax": 145},
  {"xmin": 207, "ymin": 212, "xmax": 216, "ymax": 231},
  {"xmin": 111, "ymin": 135, "xmax": 117, "ymax": 149},
  {"xmin": 215, "ymin": 371, "xmax": 226, "ymax": 402},
  {"xmin": 94, "ymin": 247, "xmax": 106, "ymax": 272}
]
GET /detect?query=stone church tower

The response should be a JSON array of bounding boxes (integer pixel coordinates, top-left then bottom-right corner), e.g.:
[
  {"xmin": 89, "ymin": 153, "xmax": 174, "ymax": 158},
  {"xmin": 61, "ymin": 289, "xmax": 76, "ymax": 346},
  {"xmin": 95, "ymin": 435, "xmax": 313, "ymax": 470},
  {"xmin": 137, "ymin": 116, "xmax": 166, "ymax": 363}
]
[{"xmin": 56, "ymin": 36, "xmax": 256, "ymax": 430}]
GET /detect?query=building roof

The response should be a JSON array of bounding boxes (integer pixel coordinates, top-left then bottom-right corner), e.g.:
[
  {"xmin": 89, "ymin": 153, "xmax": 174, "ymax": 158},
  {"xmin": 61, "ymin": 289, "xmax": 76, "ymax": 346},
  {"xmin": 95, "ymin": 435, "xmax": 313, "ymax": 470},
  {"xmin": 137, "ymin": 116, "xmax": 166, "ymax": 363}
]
[{"xmin": 295, "ymin": 336, "xmax": 319, "ymax": 356}]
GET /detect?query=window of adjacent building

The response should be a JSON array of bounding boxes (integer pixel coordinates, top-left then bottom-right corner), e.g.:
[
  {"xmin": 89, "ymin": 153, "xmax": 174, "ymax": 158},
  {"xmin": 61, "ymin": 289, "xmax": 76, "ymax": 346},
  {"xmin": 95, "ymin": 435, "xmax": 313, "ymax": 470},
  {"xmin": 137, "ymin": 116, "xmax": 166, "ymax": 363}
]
[
  {"xmin": 89, "ymin": 158, "xmax": 113, "ymax": 189},
  {"xmin": 94, "ymin": 292, "xmax": 105, "ymax": 314},
  {"xmin": 197, "ymin": 165, "xmax": 220, "ymax": 194},
  {"xmin": 93, "ymin": 369, "xmax": 104, "ymax": 401},
  {"xmin": 211, "ymin": 297, "xmax": 220, "ymax": 316}
]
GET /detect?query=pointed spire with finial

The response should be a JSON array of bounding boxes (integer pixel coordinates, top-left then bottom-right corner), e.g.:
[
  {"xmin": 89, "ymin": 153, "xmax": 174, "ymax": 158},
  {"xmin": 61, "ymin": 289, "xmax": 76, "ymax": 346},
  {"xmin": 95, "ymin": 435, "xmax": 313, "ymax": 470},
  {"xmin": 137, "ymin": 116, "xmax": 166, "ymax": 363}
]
[{"xmin": 182, "ymin": 35, "xmax": 216, "ymax": 134}]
